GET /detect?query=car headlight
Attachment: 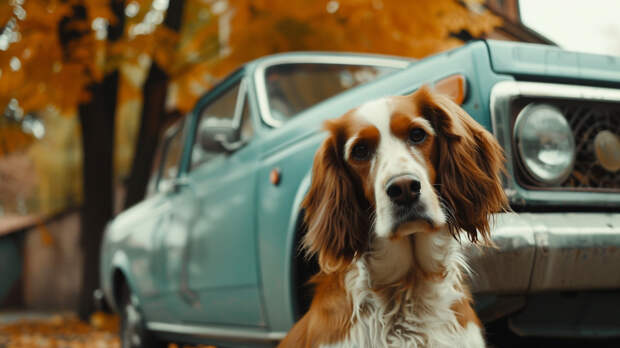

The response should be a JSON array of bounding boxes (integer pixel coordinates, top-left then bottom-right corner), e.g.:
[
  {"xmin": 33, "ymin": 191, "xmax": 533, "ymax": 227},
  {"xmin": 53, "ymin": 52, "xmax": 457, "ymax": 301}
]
[{"xmin": 514, "ymin": 103, "xmax": 575, "ymax": 185}]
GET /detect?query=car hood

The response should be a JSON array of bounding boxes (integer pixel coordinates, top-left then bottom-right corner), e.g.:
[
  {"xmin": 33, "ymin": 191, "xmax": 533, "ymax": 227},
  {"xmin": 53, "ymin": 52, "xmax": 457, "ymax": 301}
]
[{"xmin": 486, "ymin": 40, "xmax": 620, "ymax": 84}]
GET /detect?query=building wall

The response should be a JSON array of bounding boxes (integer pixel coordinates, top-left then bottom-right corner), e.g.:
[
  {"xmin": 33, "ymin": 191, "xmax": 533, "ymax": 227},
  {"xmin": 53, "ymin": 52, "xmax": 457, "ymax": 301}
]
[
  {"xmin": 485, "ymin": 0, "xmax": 554, "ymax": 44},
  {"xmin": 22, "ymin": 212, "xmax": 82, "ymax": 311},
  {"xmin": 487, "ymin": 0, "xmax": 521, "ymax": 23}
]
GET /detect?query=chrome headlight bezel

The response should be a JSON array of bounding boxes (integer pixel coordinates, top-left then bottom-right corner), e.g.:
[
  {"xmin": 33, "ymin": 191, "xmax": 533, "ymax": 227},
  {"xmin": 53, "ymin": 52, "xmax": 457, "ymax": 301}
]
[{"xmin": 513, "ymin": 103, "xmax": 576, "ymax": 186}]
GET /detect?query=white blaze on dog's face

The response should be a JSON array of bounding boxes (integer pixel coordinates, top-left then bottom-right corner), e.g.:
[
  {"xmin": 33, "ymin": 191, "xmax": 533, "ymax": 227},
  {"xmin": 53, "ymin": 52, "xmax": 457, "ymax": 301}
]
[{"xmin": 341, "ymin": 94, "xmax": 445, "ymax": 239}]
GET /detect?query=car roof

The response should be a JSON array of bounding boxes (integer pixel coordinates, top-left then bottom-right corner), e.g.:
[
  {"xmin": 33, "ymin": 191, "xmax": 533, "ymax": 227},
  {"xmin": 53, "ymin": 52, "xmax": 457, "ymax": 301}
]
[
  {"xmin": 245, "ymin": 51, "xmax": 414, "ymax": 72},
  {"xmin": 209, "ymin": 51, "xmax": 412, "ymax": 93}
]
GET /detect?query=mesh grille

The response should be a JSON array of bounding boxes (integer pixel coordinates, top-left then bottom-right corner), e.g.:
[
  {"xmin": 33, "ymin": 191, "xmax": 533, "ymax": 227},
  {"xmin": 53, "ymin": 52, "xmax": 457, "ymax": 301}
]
[{"xmin": 514, "ymin": 99, "xmax": 620, "ymax": 191}]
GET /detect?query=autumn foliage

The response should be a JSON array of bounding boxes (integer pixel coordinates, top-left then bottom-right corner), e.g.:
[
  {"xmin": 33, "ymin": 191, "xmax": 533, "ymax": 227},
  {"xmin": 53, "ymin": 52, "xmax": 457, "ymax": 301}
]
[
  {"xmin": 1, "ymin": 0, "xmax": 500, "ymax": 118},
  {"xmin": 0, "ymin": 312, "xmax": 120, "ymax": 348},
  {"xmin": 0, "ymin": 312, "xmax": 217, "ymax": 348},
  {"xmin": 172, "ymin": 0, "xmax": 501, "ymax": 112}
]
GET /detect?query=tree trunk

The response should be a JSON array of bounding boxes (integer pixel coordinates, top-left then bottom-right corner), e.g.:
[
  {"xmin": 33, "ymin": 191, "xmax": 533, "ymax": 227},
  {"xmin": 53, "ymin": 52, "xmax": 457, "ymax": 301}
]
[
  {"xmin": 123, "ymin": 63, "xmax": 169, "ymax": 208},
  {"xmin": 76, "ymin": 0, "xmax": 125, "ymax": 319},
  {"xmin": 123, "ymin": 0, "xmax": 186, "ymax": 209},
  {"xmin": 77, "ymin": 72, "xmax": 118, "ymax": 319}
]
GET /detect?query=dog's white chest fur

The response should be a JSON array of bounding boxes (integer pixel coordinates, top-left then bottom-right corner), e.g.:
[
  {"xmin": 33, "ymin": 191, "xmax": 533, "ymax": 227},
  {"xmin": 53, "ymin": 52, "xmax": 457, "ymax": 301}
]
[{"xmin": 321, "ymin": 232, "xmax": 485, "ymax": 348}]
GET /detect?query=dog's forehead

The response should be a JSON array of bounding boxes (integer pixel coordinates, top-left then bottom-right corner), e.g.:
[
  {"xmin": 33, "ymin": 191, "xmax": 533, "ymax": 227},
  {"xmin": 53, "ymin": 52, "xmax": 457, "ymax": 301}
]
[
  {"xmin": 353, "ymin": 98, "xmax": 391, "ymax": 136},
  {"xmin": 352, "ymin": 96, "xmax": 421, "ymax": 136}
]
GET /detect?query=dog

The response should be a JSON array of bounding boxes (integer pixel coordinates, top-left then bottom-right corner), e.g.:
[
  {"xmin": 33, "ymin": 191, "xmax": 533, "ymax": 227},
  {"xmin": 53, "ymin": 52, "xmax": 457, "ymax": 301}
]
[{"xmin": 278, "ymin": 86, "xmax": 508, "ymax": 348}]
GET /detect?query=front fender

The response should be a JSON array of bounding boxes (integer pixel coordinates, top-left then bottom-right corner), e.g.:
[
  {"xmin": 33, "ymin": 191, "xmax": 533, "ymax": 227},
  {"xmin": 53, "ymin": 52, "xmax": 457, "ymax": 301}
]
[
  {"xmin": 104, "ymin": 251, "xmax": 138, "ymax": 312},
  {"xmin": 283, "ymin": 172, "xmax": 312, "ymax": 318}
]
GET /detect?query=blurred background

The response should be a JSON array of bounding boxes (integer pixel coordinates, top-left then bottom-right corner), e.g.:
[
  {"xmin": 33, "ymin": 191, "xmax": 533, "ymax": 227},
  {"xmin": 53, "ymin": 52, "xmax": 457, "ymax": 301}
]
[{"xmin": 1, "ymin": 0, "xmax": 619, "ymax": 346}]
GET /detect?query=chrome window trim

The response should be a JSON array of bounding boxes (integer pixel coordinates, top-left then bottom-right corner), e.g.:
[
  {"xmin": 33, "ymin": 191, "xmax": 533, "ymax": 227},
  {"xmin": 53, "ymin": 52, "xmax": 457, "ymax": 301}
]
[
  {"xmin": 254, "ymin": 54, "xmax": 411, "ymax": 128},
  {"xmin": 147, "ymin": 322, "xmax": 286, "ymax": 343},
  {"xmin": 231, "ymin": 78, "xmax": 248, "ymax": 130},
  {"xmin": 490, "ymin": 80, "xmax": 620, "ymax": 207}
]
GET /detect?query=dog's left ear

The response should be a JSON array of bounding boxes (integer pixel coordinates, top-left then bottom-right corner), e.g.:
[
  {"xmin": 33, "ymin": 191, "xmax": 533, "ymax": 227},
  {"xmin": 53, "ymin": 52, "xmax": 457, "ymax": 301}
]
[
  {"xmin": 416, "ymin": 86, "xmax": 508, "ymax": 243},
  {"xmin": 301, "ymin": 120, "xmax": 370, "ymax": 273}
]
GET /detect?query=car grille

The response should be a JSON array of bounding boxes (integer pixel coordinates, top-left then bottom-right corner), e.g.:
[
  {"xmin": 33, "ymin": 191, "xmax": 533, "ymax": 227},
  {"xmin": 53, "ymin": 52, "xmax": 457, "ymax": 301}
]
[{"xmin": 513, "ymin": 98, "xmax": 620, "ymax": 192}]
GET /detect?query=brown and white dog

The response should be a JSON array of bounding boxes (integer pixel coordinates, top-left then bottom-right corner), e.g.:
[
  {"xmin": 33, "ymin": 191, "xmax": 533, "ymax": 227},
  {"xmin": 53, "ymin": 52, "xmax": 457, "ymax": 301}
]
[{"xmin": 279, "ymin": 86, "xmax": 508, "ymax": 348}]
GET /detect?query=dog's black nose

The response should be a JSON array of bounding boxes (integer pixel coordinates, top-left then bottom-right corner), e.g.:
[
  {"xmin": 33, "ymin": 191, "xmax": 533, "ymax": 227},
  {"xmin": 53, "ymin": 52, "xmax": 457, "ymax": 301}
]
[{"xmin": 386, "ymin": 175, "xmax": 421, "ymax": 206}]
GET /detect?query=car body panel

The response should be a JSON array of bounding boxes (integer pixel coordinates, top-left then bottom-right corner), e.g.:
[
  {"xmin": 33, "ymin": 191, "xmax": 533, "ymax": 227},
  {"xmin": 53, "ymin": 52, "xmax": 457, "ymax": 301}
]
[
  {"xmin": 255, "ymin": 131, "xmax": 324, "ymax": 331},
  {"xmin": 179, "ymin": 141, "xmax": 265, "ymax": 326},
  {"xmin": 467, "ymin": 212, "xmax": 620, "ymax": 293},
  {"xmin": 104, "ymin": 195, "xmax": 176, "ymax": 322},
  {"xmin": 486, "ymin": 40, "xmax": 620, "ymax": 83}
]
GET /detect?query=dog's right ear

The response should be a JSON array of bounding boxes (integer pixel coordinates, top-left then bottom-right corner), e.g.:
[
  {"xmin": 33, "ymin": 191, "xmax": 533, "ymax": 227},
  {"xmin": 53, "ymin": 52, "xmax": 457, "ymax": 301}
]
[
  {"xmin": 415, "ymin": 86, "xmax": 508, "ymax": 244},
  {"xmin": 301, "ymin": 121, "xmax": 370, "ymax": 273}
]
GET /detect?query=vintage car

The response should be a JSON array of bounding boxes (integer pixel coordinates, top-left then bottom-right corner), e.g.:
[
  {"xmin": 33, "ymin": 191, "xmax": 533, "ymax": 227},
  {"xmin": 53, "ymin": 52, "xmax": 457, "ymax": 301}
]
[{"xmin": 100, "ymin": 40, "xmax": 620, "ymax": 347}]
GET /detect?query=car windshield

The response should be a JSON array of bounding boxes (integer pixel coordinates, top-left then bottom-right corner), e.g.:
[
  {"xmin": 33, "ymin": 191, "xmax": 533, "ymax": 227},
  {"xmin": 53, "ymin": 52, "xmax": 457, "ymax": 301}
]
[{"xmin": 265, "ymin": 62, "xmax": 404, "ymax": 121}]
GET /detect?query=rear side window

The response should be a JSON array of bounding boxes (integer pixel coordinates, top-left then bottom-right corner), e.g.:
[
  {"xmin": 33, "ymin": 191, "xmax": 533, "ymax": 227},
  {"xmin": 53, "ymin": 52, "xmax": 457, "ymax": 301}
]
[
  {"xmin": 199, "ymin": 82, "xmax": 240, "ymax": 126},
  {"xmin": 191, "ymin": 78, "xmax": 256, "ymax": 170},
  {"xmin": 146, "ymin": 119, "xmax": 188, "ymax": 196}
]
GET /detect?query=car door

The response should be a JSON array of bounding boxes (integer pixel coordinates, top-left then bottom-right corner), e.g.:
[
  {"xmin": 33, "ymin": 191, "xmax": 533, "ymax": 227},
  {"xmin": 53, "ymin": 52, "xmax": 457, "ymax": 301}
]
[
  {"xmin": 168, "ymin": 76, "xmax": 266, "ymax": 327},
  {"xmin": 137, "ymin": 119, "xmax": 192, "ymax": 323}
]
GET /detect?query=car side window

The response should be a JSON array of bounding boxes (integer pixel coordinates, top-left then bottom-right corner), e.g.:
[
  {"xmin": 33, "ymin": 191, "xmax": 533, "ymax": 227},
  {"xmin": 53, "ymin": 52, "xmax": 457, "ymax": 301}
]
[
  {"xmin": 146, "ymin": 119, "xmax": 188, "ymax": 196},
  {"xmin": 200, "ymin": 81, "xmax": 240, "ymax": 124},
  {"xmin": 239, "ymin": 96, "xmax": 254, "ymax": 141},
  {"xmin": 160, "ymin": 127, "xmax": 186, "ymax": 190},
  {"xmin": 191, "ymin": 79, "xmax": 253, "ymax": 170}
]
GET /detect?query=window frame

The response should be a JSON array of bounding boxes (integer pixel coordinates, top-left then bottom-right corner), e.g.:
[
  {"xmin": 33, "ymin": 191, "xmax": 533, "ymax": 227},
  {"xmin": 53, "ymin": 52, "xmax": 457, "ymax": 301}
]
[
  {"xmin": 230, "ymin": 78, "xmax": 249, "ymax": 131},
  {"xmin": 253, "ymin": 54, "xmax": 411, "ymax": 128},
  {"xmin": 149, "ymin": 119, "xmax": 187, "ymax": 195},
  {"xmin": 190, "ymin": 76, "xmax": 253, "ymax": 170}
]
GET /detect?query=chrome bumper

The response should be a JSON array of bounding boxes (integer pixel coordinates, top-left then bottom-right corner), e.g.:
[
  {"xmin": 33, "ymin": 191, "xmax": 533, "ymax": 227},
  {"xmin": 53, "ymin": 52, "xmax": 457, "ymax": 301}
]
[{"xmin": 467, "ymin": 213, "xmax": 620, "ymax": 293}]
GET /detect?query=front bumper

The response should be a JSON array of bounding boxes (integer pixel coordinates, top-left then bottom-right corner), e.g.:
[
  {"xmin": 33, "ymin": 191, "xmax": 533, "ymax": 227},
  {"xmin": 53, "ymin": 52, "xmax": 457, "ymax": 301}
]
[{"xmin": 467, "ymin": 212, "xmax": 620, "ymax": 293}]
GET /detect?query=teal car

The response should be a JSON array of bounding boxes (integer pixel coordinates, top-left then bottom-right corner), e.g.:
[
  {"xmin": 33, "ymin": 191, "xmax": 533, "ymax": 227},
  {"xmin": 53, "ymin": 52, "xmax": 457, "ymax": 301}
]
[{"xmin": 100, "ymin": 40, "xmax": 620, "ymax": 347}]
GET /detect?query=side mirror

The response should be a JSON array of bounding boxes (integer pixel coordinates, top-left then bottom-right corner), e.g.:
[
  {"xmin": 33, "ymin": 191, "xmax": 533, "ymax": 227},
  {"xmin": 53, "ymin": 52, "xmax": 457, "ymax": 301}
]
[{"xmin": 197, "ymin": 120, "xmax": 246, "ymax": 154}]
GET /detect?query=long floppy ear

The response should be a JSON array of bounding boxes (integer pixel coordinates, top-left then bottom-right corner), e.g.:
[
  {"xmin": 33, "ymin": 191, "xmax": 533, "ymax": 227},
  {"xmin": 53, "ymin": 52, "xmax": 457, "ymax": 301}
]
[
  {"xmin": 416, "ymin": 86, "xmax": 508, "ymax": 243},
  {"xmin": 301, "ymin": 122, "xmax": 370, "ymax": 273}
]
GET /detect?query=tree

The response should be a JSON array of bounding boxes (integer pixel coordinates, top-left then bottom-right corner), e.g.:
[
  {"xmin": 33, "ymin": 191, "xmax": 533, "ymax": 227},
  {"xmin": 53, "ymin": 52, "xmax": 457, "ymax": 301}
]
[
  {"xmin": 0, "ymin": 0, "xmax": 176, "ymax": 318},
  {"xmin": 123, "ymin": 0, "xmax": 186, "ymax": 209},
  {"xmin": 72, "ymin": 0, "xmax": 126, "ymax": 319},
  {"xmin": 214, "ymin": 0, "xmax": 501, "ymax": 73}
]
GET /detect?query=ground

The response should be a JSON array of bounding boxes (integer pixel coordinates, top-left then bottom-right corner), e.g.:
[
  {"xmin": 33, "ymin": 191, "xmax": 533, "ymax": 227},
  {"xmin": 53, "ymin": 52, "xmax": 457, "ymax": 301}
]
[
  {"xmin": 2, "ymin": 311, "xmax": 620, "ymax": 348},
  {"xmin": 0, "ymin": 312, "xmax": 214, "ymax": 348},
  {"xmin": 0, "ymin": 312, "xmax": 119, "ymax": 348}
]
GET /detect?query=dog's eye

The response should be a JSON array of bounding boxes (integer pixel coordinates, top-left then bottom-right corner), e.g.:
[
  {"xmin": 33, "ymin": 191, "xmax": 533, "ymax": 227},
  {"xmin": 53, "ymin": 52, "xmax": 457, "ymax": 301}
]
[
  {"xmin": 351, "ymin": 142, "xmax": 371, "ymax": 161},
  {"xmin": 408, "ymin": 128, "xmax": 427, "ymax": 145}
]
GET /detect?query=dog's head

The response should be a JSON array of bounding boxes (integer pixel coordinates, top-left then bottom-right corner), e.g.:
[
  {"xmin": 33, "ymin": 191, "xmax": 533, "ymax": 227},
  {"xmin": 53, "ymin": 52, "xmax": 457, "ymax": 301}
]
[{"xmin": 301, "ymin": 86, "xmax": 508, "ymax": 272}]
